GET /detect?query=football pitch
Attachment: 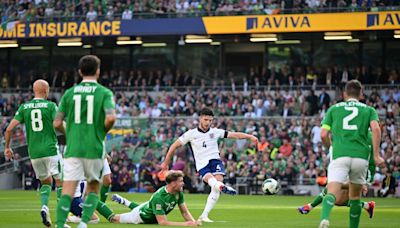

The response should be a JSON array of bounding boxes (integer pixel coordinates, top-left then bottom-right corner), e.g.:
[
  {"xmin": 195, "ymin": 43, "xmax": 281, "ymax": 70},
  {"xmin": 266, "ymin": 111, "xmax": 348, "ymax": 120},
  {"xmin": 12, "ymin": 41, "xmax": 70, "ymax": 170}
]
[{"xmin": 0, "ymin": 190, "xmax": 399, "ymax": 228}]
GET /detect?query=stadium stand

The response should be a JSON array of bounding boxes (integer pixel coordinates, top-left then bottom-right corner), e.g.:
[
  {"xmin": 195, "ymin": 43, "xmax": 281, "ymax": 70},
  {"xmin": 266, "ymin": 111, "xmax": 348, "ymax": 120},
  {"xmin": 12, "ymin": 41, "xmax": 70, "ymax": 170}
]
[{"xmin": 0, "ymin": 0, "xmax": 399, "ymax": 198}]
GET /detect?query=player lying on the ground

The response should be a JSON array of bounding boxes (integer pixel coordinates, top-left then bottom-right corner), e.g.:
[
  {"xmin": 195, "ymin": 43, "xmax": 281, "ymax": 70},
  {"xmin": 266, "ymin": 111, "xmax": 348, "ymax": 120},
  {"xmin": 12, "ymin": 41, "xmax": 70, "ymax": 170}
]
[
  {"xmin": 95, "ymin": 170, "xmax": 201, "ymax": 226},
  {"xmin": 298, "ymin": 184, "xmax": 375, "ymax": 218}
]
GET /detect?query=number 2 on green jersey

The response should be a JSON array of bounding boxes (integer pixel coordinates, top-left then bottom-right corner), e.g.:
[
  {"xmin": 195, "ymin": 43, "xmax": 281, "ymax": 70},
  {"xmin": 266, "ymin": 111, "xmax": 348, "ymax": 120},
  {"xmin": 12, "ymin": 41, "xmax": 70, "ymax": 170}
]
[
  {"xmin": 73, "ymin": 95, "xmax": 94, "ymax": 124},
  {"xmin": 343, "ymin": 107, "xmax": 358, "ymax": 130}
]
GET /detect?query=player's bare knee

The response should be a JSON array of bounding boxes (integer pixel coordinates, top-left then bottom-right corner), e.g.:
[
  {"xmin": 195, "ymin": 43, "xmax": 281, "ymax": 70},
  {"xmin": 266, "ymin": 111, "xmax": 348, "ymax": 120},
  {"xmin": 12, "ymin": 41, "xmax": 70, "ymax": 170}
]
[
  {"xmin": 41, "ymin": 176, "xmax": 53, "ymax": 185},
  {"xmin": 103, "ymin": 174, "xmax": 112, "ymax": 186},
  {"xmin": 214, "ymin": 174, "xmax": 224, "ymax": 182},
  {"xmin": 86, "ymin": 181, "xmax": 100, "ymax": 193},
  {"xmin": 55, "ymin": 178, "xmax": 62, "ymax": 187}
]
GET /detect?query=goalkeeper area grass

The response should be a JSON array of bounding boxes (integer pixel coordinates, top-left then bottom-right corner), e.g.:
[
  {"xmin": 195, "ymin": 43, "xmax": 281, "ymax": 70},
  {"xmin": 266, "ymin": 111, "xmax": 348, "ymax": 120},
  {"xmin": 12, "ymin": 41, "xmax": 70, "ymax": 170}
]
[{"xmin": 0, "ymin": 190, "xmax": 399, "ymax": 228}]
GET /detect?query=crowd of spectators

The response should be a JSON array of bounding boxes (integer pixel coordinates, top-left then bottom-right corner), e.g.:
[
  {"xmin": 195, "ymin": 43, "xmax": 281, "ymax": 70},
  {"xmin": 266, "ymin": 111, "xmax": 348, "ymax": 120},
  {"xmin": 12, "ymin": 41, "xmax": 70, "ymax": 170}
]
[
  {"xmin": 1, "ymin": 0, "xmax": 399, "ymax": 24},
  {"xmin": 1, "ymin": 65, "xmax": 399, "ymax": 91},
  {"xmin": 1, "ymin": 65, "xmax": 399, "ymax": 120}
]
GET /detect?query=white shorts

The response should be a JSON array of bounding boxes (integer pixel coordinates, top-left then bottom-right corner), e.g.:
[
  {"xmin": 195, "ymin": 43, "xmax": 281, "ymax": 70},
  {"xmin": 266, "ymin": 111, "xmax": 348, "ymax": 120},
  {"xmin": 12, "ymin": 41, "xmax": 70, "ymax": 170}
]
[
  {"xmin": 31, "ymin": 154, "xmax": 63, "ymax": 181},
  {"xmin": 328, "ymin": 157, "xmax": 368, "ymax": 185},
  {"xmin": 119, "ymin": 205, "xmax": 144, "ymax": 224},
  {"xmin": 103, "ymin": 158, "xmax": 111, "ymax": 176},
  {"xmin": 63, "ymin": 158, "xmax": 104, "ymax": 182}
]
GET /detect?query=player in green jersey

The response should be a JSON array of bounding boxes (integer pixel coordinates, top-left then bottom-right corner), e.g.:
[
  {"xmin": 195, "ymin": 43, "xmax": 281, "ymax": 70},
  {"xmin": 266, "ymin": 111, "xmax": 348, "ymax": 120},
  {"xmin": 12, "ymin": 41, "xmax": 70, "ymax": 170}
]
[
  {"xmin": 54, "ymin": 55, "xmax": 116, "ymax": 228},
  {"xmin": 298, "ymin": 133, "xmax": 376, "ymax": 218},
  {"xmin": 4, "ymin": 79, "xmax": 64, "ymax": 227},
  {"xmin": 319, "ymin": 80, "xmax": 385, "ymax": 228},
  {"xmin": 93, "ymin": 171, "xmax": 201, "ymax": 226}
]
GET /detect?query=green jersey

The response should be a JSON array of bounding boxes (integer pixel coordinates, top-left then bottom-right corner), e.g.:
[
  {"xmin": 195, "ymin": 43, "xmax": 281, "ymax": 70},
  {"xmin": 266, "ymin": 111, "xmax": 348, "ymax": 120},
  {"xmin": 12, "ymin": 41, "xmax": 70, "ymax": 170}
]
[
  {"xmin": 58, "ymin": 80, "xmax": 115, "ymax": 159},
  {"xmin": 139, "ymin": 186, "xmax": 184, "ymax": 224},
  {"xmin": 321, "ymin": 99, "xmax": 379, "ymax": 160},
  {"xmin": 14, "ymin": 99, "xmax": 58, "ymax": 159}
]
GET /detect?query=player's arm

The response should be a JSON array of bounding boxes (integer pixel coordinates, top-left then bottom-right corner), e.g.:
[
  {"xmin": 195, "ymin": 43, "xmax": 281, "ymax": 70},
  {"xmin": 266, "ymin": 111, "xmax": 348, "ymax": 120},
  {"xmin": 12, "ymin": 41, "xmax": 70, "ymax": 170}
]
[
  {"xmin": 178, "ymin": 203, "xmax": 196, "ymax": 222},
  {"xmin": 321, "ymin": 107, "xmax": 333, "ymax": 149},
  {"xmin": 370, "ymin": 120, "xmax": 384, "ymax": 168},
  {"xmin": 103, "ymin": 90, "xmax": 117, "ymax": 133},
  {"xmin": 161, "ymin": 139, "xmax": 183, "ymax": 171},
  {"xmin": 53, "ymin": 112, "xmax": 66, "ymax": 135},
  {"xmin": 104, "ymin": 108, "xmax": 116, "ymax": 133},
  {"xmin": 227, "ymin": 132, "xmax": 258, "ymax": 144},
  {"xmin": 155, "ymin": 215, "xmax": 199, "ymax": 226},
  {"xmin": 4, "ymin": 119, "xmax": 20, "ymax": 160},
  {"xmin": 320, "ymin": 128, "xmax": 331, "ymax": 149}
]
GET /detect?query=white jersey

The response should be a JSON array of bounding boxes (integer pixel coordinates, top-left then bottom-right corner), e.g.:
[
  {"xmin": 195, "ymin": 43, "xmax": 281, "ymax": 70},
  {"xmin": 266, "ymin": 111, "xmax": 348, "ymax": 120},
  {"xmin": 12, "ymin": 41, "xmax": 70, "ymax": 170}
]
[{"xmin": 178, "ymin": 127, "xmax": 227, "ymax": 171}]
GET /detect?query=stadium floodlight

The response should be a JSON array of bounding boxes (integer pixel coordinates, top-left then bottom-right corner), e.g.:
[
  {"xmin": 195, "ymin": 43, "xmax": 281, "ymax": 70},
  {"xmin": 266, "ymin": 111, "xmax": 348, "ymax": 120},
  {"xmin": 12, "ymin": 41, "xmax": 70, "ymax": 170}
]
[
  {"xmin": 250, "ymin": 34, "xmax": 278, "ymax": 42},
  {"xmin": 0, "ymin": 40, "xmax": 18, "ymax": 48},
  {"xmin": 210, "ymin": 42, "xmax": 221, "ymax": 46},
  {"xmin": 142, "ymin": 43, "xmax": 167, "ymax": 47},
  {"xmin": 348, "ymin": 39, "xmax": 361, "ymax": 42},
  {"xmin": 394, "ymin": 31, "xmax": 400, "ymax": 39},
  {"xmin": 185, "ymin": 38, "xmax": 212, "ymax": 43},
  {"xmin": 185, "ymin": 35, "xmax": 212, "ymax": 44},
  {"xmin": 324, "ymin": 32, "xmax": 352, "ymax": 40},
  {"xmin": 116, "ymin": 36, "xmax": 142, "ymax": 45},
  {"xmin": 275, "ymin": 40, "xmax": 301, "ymax": 44},
  {"xmin": 57, "ymin": 42, "xmax": 83, "ymax": 46},
  {"xmin": 57, "ymin": 38, "xmax": 82, "ymax": 47},
  {"xmin": 116, "ymin": 40, "xmax": 143, "ymax": 45},
  {"xmin": 20, "ymin": 46, "xmax": 44, "ymax": 50},
  {"xmin": 83, "ymin": 44, "xmax": 93, "ymax": 48},
  {"xmin": 250, "ymin": 37, "xmax": 277, "ymax": 42}
]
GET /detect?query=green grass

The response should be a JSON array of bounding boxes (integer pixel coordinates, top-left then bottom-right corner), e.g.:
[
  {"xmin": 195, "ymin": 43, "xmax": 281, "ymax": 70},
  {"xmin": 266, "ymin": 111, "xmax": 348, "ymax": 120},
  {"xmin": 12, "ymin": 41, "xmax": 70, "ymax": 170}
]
[{"xmin": 0, "ymin": 190, "xmax": 399, "ymax": 228}]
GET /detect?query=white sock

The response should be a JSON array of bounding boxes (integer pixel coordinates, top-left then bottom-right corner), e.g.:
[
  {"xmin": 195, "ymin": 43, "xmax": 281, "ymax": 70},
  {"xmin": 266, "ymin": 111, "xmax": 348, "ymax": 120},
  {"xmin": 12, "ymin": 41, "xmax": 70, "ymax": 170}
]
[
  {"xmin": 201, "ymin": 188, "xmax": 220, "ymax": 218},
  {"xmin": 362, "ymin": 202, "xmax": 369, "ymax": 210},
  {"xmin": 122, "ymin": 197, "xmax": 132, "ymax": 207},
  {"xmin": 207, "ymin": 177, "xmax": 223, "ymax": 192}
]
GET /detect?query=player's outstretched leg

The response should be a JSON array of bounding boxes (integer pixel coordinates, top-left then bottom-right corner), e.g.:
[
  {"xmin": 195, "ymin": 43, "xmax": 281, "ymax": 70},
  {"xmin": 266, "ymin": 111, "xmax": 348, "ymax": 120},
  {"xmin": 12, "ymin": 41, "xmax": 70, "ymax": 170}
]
[
  {"xmin": 363, "ymin": 201, "xmax": 375, "ymax": 219},
  {"xmin": 319, "ymin": 193, "xmax": 336, "ymax": 228},
  {"xmin": 39, "ymin": 182, "xmax": 52, "ymax": 227},
  {"xmin": 40, "ymin": 204, "xmax": 52, "ymax": 227},
  {"xmin": 298, "ymin": 187, "xmax": 327, "ymax": 214},
  {"xmin": 112, "ymin": 194, "xmax": 126, "ymax": 205},
  {"xmin": 112, "ymin": 194, "xmax": 139, "ymax": 209},
  {"xmin": 220, "ymin": 185, "xmax": 237, "ymax": 195}
]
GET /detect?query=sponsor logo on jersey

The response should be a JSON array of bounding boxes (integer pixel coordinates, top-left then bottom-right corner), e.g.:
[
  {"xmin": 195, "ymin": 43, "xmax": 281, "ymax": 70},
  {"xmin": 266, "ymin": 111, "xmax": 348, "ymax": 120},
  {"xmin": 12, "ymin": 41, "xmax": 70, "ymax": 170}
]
[{"xmin": 209, "ymin": 133, "xmax": 214, "ymax": 139}]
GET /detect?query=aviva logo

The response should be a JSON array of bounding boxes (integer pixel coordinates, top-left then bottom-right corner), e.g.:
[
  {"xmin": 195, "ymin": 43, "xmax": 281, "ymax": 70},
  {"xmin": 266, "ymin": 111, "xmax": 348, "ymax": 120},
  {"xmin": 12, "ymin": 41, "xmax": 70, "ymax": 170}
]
[
  {"xmin": 246, "ymin": 16, "xmax": 311, "ymax": 31},
  {"xmin": 367, "ymin": 13, "xmax": 400, "ymax": 27}
]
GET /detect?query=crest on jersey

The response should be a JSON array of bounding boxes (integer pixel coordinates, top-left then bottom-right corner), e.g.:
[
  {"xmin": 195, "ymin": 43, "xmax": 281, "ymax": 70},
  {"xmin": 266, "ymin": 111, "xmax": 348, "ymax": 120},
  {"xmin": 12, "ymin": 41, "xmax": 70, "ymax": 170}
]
[
  {"xmin": 209, "ymin": 133, "xmax": 214, "ymax": 139},
  {"xmin": 156, "ymin": 204, "xmax": 162, "ymax": 210}
]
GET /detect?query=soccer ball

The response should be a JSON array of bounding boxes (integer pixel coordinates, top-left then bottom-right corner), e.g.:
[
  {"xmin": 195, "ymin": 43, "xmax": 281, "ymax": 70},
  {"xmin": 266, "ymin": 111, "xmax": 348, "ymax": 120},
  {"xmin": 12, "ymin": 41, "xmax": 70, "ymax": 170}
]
[{"xmin": 262, "ymin": 178, "xmax": 280, "ymax": 195}]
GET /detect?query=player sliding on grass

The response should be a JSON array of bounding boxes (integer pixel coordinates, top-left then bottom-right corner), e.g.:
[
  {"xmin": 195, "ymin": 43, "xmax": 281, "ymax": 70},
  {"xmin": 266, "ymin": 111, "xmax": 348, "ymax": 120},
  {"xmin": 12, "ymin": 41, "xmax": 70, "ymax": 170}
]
[
  {"xmin": 90, "ymin": 170, "xmax": 201, "ymax": 226},
  {"xmin": 298, "ymin": 133, "xmax": 376, "ymax": 218},
  {"xmin": 318, "ymin": 80, "xmax": 385, "ymax": 228},
  {"xmin": 161, "ymin": 107, "xmax": 258, "ymax": 223},
  {"xmin": 4, "ymin": 79, "xmax": 64, "ymax": 228}
]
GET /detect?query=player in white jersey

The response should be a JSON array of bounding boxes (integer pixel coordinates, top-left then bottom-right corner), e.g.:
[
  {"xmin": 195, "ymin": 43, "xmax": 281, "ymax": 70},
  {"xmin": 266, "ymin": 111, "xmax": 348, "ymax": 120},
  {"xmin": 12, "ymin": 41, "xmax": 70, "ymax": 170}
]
[{"xmin": 161, "ymin": 108, "xmax": 258, "ymax": 223}]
